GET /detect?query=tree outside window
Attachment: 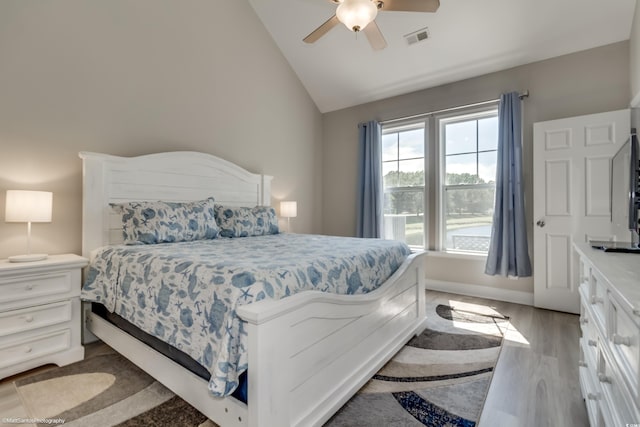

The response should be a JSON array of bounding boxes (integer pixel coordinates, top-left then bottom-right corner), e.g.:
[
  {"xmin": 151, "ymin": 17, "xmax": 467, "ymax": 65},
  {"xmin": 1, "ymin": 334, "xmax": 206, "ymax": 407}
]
[
  {"xmin": 382, "ymin": 125, "xmax": 425, "ymax": 248},
  {"xmin": 441, "ymin": 112, "xmax": 498, "ymax": 253}
]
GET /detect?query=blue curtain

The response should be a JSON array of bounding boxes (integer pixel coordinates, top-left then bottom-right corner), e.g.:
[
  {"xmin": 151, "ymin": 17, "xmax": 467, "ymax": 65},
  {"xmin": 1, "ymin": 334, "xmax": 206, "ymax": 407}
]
[
  {"xmin": 485, "ymin": 92, "xmax": 532, "ymax": 277},
  {"xmin": 356, "ymin": 120, "xmax": 383, "ymax": 238}
]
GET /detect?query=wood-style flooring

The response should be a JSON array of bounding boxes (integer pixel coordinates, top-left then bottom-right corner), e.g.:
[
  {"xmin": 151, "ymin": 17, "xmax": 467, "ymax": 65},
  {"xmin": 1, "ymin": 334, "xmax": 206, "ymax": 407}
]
[
  {"xmin": 425, "ymin": 292, "xmax": 588, "ymax": 427},
  {"xmin": 0, "ymin": 291, "xmax": 588, "ymax": 427}
]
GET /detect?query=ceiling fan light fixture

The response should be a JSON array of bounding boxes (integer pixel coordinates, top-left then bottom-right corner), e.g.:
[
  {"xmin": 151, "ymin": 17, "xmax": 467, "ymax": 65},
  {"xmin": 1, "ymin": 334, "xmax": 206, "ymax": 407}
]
[{"xmin": 336, "ymin": 0, "xmax": 378, "ymax": 32}]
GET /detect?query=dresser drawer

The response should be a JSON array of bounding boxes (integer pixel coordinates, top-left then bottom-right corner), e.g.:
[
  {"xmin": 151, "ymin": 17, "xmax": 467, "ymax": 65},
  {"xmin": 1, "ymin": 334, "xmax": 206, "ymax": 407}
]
[
  {"xmin": 0, "ymin": 271, "xmax": 75, "ymax": 309},
  {"xmin": 579, "ymin": 258, "xmax": 590, "ymax": 288},
  {"xmin": 608, "ymin": 295, "xmax": 640, "ymax": 399},
  {"xmin": 0, "ymin": 301, "xmax": 72, "ymax": 337},
  {"xmin": 598, "ymin": 342, "xmax": 635, "ymax": 426},
  {"xmin": 582, "ymin": 330, "xmax": 599, "ymax": 372},
  {"xmin": 589, "ymin": 270, "xmax": 607, "ymax": 330},
  {"xmin": 580, "ymin": 361, "xmax": 604, "ymax": 427},
  {"xmin": 580, "ymin": 293, "xmax": 590, "ymax": 334},
  {"xmin": 0, "ymin": 329, "xmax": 71, "ymax": 370}
]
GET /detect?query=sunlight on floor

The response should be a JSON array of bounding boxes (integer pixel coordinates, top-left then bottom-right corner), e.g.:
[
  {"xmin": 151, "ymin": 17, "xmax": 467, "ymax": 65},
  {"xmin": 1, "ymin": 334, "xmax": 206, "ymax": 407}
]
[
  {"xmin": 446, "ymin": 298, "xmax": 530, "ymax": 346},
  {"xmin": 18, "ymin": 373, "xmax": 116, "ymax": 419}
]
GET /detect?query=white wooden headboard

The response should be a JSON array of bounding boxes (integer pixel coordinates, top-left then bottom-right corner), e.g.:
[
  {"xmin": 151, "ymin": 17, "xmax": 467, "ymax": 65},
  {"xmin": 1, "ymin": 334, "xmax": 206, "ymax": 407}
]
[{"xmin": 80, "ymin": 151, "xmax": 272, "ymax": 258}]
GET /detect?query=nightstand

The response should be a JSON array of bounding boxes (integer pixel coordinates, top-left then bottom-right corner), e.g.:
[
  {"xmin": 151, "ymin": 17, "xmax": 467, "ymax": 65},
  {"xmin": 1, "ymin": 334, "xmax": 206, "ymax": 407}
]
[{"xmin": 0, "ymin": 254, "xmax": 88, "ymax": 379}]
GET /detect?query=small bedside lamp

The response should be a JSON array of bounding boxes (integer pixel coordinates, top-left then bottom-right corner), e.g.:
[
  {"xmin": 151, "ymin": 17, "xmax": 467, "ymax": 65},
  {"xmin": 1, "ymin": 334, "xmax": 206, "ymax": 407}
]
[
  {"xmin": 5, "ymin": 190, "xmax": 53, "ymax": 262},
  {"xmin": 280, "ymin": 201, "xmax": 297, "ymax": 233}
]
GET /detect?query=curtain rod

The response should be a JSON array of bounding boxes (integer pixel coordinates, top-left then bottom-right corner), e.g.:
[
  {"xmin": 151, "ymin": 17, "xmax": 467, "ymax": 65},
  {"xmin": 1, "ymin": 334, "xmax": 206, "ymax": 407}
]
[{"xmin": 381, "ymin": 90, "xmax": 530, "ymax": 125}]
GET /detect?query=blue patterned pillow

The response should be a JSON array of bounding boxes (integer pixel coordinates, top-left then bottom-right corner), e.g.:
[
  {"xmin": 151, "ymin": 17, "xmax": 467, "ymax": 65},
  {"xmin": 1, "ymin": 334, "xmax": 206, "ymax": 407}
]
[
  {"xmin": 112, "ymin": 198, "xmax": 219, "ymax": 244},
  {"xmin": 215, "ymin": 205, "xmax": 279, "ymax": 238}
]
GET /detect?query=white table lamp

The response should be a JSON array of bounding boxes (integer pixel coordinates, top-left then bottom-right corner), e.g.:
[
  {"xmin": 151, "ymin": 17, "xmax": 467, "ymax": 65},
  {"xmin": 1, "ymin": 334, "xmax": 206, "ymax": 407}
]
[
  {"xmin": 5, "ymin": 190, "xmax": 53, "ymax": 262},
  {"xmin": 280, "ymin": 201, "xmax": 297, "ymax": 233}
]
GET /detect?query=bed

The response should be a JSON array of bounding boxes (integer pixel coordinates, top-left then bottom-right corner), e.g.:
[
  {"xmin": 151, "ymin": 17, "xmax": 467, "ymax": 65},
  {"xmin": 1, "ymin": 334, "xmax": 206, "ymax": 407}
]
[{"xmin": 80, "ymin": 151, "xmax": 428, "ymax": 427}]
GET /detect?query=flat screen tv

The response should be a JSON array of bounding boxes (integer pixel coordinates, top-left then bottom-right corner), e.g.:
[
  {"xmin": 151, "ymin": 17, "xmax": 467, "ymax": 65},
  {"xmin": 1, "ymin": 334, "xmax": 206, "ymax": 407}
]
[{"xmin": 609, "ymin": 131, "xmax": 640, "ymax": 250}]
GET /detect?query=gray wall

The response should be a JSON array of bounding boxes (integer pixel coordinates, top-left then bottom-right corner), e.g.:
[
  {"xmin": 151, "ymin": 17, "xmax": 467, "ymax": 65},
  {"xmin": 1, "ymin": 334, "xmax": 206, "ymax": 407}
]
[
  {"xmin": 0, "ymin": 0, "xmax": 323, "ymax": 260},
  {"xmin": 322, "ymin": 41, "xmax": 630, "ymax": 294},
  {"xmin": 631, "ymin": 0, "xmax": 640, "ymax": 104}
]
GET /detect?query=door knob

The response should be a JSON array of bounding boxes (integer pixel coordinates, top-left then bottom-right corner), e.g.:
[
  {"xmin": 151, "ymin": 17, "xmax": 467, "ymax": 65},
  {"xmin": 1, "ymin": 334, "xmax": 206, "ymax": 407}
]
[{"xmin": 536, "ymin": 219, "xmax": 545, "ymax": 227}]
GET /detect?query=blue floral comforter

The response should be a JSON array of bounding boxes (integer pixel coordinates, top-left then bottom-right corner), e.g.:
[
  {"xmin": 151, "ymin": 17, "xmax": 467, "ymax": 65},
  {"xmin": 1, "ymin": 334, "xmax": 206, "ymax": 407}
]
[{"xmin": 81, "ymin": 233, "xmax": 410, "ymax": 396}]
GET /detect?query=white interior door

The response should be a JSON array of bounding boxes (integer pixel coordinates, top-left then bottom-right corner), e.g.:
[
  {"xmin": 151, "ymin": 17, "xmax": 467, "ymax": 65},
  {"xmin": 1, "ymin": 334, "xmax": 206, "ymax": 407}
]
[{"xmin": 533, "ymin": 109, "xmax": 629, "ymax": 313}]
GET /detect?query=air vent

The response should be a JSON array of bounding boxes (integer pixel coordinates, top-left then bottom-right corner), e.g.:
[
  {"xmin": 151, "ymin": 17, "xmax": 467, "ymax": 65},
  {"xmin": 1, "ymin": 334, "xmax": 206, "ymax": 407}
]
[{"xmin": 404, "ymin": 27, "xmax": 429, "ymax": 46}]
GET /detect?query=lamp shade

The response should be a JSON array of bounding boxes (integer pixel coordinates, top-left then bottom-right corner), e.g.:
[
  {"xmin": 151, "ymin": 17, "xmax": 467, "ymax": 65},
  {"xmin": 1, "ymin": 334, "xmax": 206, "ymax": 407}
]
[
  {"xmin": 5, "ymin": 190, "xmax": 53, "ymax": 223},
  {"xmin": 280, "ymin": 201, "xmax": 297, "ymax": 218},
  {"xmin": 336, "ymin": 0, "xmax": 378, "ymax": 32}
]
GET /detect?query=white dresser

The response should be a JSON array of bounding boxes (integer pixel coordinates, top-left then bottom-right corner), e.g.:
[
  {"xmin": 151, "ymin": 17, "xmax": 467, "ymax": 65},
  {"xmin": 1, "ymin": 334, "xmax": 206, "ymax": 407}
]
[
  {"xmin": 0, "ymin": 254, "xmax": 88, "ymax": 379},
  {"xmin": 575, "ymin": 242, "xmax": 640, "ymax": 426}
]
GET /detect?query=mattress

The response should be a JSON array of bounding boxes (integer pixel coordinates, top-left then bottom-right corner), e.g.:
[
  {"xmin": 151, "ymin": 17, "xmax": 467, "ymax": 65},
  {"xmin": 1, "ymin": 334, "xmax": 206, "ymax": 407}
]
[
  {"xmin": 82, "ymin": 233, "xmax": 410, "ymax": 396},
  {"xmin": 91, "ymin": 302, "xmax": 249, "ymax": 403}
]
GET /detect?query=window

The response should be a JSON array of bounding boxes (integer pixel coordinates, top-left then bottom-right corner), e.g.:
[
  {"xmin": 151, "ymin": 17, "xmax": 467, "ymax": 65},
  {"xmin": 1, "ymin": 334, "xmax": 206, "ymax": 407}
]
[
  {"xmin": 380, "ymin": 105, "xmax": 498, "ymax": 255},
  {"xmin": 439, "ymin": 110, "xmax": 498, "ymax": 253},
  {"xmin": 382, "ymin": 123, "xmax": 426, "ymax": 249}
]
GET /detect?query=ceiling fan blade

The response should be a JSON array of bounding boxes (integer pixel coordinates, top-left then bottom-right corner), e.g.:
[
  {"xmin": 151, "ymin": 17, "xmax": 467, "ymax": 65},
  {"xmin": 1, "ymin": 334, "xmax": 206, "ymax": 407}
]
[
  {"xmin": 363, "ymin": 20, "xmax": 387, "ymax": 51},
  {"xmin": 303, "ymin": 15, "xmax": 340, "ymax": 44},
  {"xmin": 378, "ymin": 0, "xmax": 440, "ymax": 13}
]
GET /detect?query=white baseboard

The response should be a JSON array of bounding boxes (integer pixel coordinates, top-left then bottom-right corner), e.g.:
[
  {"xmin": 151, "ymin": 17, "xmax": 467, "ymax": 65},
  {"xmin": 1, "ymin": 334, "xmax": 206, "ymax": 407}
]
[{"xmin": 425, "ymin": 279, "xmax": 534, "ymax": 306}]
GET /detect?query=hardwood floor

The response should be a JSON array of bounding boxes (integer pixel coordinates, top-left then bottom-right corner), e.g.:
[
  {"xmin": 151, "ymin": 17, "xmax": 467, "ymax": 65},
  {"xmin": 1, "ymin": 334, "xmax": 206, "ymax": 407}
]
[
  {"xmin": 0, "ymin": 291, "xmax": 588, "ymax": 427},
  {"xmin": 425, "ymin": 291, "xmax": 588, "ymax": 427}
]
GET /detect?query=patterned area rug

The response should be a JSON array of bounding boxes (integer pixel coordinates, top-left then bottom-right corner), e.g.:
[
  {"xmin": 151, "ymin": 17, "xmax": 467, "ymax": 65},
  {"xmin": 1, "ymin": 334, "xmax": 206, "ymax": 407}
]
[
  {"xmin": 326, "ymin": 301, "xmax": 509, "ymax": 426},
  {"xmin": 13, "ymin": 347, "xmax": 210, "ymax": 427},
  {"xmin": 13, "ymin": 301, "xmax": 508, "ymax": 427}
]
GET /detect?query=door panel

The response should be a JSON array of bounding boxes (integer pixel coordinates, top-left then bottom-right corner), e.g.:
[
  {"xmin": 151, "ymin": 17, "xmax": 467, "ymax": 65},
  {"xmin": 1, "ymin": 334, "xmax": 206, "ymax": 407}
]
[
  {"xmin": 585, "ymin": 156, "xmax": 611, "ymax": 217},
  {"xmin": 545, "ymin": 234, "xmax": 571, "ymax": 290},
  {"xmin": 533, "ymin": 109, "xmax": 629, "ymax": 313},
  {"xmin": 545, "ymin": 159, "xmax": 572, "ymax": 216}
]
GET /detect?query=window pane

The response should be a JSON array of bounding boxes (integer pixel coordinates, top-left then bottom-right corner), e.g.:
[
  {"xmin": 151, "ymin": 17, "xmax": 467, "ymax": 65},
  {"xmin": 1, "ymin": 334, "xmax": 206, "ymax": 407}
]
[
  {"xmin": 478, "ymin": 116, "xmax": 498, "ymax": 151},
  {"xmin": 445, "ymin": 153, "xmax": 478, "ymax": 184},
  {"xmin": 443, "ymin": 186, "xmax": 495, "ymax": 252},
  {"xmin": 478, "ymin": 151, "xmax": 497, "ymax": 183},
  {"xmin": 384, "ymin": 189, "xmax": 424, "ymax": 247},
  {"xmin": 398, "ymin": 159, "xmax": 424, "ymax": 187},
  {"xmin": 382, "ymin": 133, "xmax": 398, "ymax": 162},
  {"xmin": 398, "ymin": 128, "xmax": 424, "ymax": 159},
  {"xmin": 382, "ymin": 161, "xmax": 398, "ymax": 188},
  {"xmin": 382, "ymin": 122, "xmax": 426, "ymax": 249},
  {"xmin": 445, "ymin": 120, "xmax": 476, "ymax": 155}
]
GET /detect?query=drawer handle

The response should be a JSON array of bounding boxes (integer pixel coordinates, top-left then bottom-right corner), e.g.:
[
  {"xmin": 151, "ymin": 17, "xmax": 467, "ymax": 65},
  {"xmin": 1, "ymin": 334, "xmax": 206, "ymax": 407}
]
[
  {"xmin": 24, "ymin": 346, "xmax": 32, "ymax": 353},
  {"xmin": 634, "ymin": 309, "xmax": 640, "ymax": 317},
  {"xmin": 587, "ymin": 339, "xmax": 597, "ymax": 347},
  {"xmin": 598, "ymin": 373, "xmax": 612, "ymax": 384},
  {"xmin": 590, "ymin": 296, "xmax": 603, "ymax": 305},
  {"xmin": 613, "ymin": 334, "xmax": 631, "ymax": 346},
  {"xmin": 24, "ymin": 315, "xmax": 34, "ymax": 323},
  {"xmin": 25, "ymin": 284, "xmax": 34, "ymax": 291},
  {"xmin": 587, "ymin": 392, "xmax": 599, "ymax": 401},
  {"xmin": 578, "ymin": 360, "xmax": 588, "ymax": 368},
  {"xmin": 580, "ymin": 317, "xmax": 588, "ymax": 325}
]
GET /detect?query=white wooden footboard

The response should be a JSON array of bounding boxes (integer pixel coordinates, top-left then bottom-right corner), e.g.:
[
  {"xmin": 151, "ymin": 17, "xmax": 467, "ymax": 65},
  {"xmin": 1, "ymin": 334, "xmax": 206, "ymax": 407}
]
[
  {"xmin": 237, "ymin": 251, "xmax": 427, "ymax": 427},
  {"xmin": 86, "ymin": 251, "xmax": 426, "ymax": 427}
]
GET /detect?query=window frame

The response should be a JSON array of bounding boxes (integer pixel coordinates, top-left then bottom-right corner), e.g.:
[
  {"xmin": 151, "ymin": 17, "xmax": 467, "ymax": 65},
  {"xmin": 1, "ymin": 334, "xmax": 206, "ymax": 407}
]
[
  {"xmin": 435, "ymin": 105, "xmax": 499, "ymax": 254},
  {"xmin": 381, "ymin": 120, "xmax": 428, "ymax": 250}
]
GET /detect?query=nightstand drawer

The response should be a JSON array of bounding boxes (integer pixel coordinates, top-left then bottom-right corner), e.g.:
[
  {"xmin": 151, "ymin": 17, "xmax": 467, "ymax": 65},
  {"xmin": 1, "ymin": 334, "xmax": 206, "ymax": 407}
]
[
  {"xmin": 0, "ymin": 271, "xmax": 74, "ymax": 308},
  {"xmin": 0, "ymin": 329, "xmax": 71, "ymax": 370},
  {"xmin": 0, "ymin": 301, "xmax": 72, "ymax": 337}
]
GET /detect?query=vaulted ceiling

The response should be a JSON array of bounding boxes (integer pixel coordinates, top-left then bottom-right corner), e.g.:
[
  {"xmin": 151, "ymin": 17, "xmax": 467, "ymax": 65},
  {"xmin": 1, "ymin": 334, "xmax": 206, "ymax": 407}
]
[{"xmin": 249, "ymin": 0, "xmax": 637, "ymax": 113}]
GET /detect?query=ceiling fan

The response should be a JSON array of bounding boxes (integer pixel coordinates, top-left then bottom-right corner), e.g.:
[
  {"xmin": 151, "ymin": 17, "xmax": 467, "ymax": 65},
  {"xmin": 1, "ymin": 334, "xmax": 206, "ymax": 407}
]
[{"xmin": 303, "ymin": 0, "xmax": 440, "ymax": 51}]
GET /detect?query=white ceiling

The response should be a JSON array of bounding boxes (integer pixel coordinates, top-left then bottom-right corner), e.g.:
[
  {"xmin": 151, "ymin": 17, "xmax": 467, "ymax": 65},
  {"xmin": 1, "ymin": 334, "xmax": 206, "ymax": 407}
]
[{"xmin": 248, "ymin": 0, "xmax": 637, "ymax": 113}]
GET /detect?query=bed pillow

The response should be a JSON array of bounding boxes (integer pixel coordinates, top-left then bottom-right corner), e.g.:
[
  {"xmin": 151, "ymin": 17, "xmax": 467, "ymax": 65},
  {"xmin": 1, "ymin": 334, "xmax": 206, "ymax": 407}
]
[
  {"xmin": 112, "ymin": 197, "xmax": 219, "ymax": 244},
  {"xmin": 215, "ymin": 205, "xmax": 279, "ymax": 238}
]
